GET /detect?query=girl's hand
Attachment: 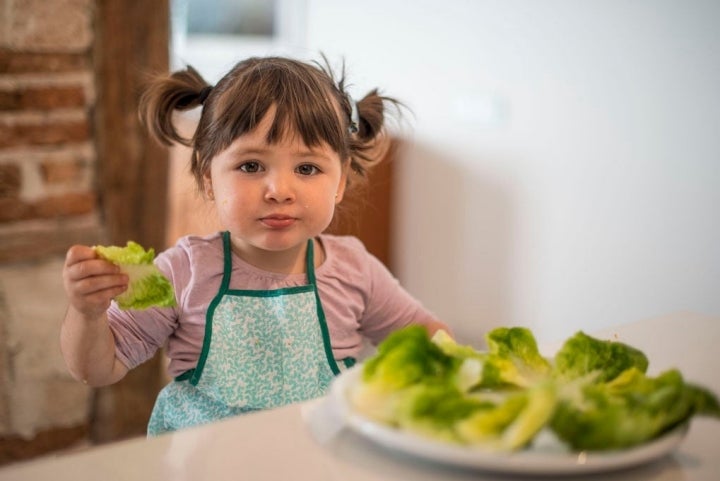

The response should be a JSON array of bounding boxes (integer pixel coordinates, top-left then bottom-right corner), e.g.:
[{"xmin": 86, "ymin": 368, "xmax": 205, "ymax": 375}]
[{"xmin": 63, "ymin": 245, "xmax": 128, "ymax": 320}]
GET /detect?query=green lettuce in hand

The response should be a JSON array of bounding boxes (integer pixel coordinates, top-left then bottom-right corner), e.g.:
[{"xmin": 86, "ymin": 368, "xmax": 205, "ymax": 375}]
[{"xmin": 94, "ymin": 241, "xmax": 176, "ymax": 310}]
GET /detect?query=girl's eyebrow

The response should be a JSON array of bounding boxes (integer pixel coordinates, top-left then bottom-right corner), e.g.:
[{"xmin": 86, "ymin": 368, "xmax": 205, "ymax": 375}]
[
  {"xmin": 230, "ymin": 145, "xmax": 270, "ymax": 156},
  {"xmin": 229, "ymin": 142, "xmax": 334, "ymax": 161},
  {"xmin": 295, "ymin": 148, "xmax": 332, "ymax": 160}
]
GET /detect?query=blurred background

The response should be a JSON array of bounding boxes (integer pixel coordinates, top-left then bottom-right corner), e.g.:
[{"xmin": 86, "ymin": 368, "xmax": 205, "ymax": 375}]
[{"xmin": 1, "ymin": 0, "xmax": 718, "ymax": 465}]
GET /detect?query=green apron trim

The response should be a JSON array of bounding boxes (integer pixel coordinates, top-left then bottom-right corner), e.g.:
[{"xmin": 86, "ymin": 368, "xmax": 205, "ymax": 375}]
[{"xmin": 226, "ymin": 285, "xmax": 314, "ymax": 297}]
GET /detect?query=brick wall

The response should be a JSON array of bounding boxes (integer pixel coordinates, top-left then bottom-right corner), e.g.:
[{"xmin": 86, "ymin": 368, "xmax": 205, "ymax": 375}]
[
  {"xmin": 0, "ymin": 0, "xmax": 103, "ymax": 462},
  {"xmin": 0, "ymin": 0, "xmax": 103, "ymax": 262}
]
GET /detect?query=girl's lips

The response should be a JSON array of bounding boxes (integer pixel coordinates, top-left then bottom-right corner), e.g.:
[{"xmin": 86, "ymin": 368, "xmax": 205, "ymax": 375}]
[{"xmin": 260, "ymin": 215, "xmax": 296, "ymax": 229}]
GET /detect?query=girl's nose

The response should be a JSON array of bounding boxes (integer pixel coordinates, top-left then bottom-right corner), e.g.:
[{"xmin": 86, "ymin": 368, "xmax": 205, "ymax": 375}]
[{"xmin": 264, "ymin": 172, "xmax": 295, "ymax": 203}]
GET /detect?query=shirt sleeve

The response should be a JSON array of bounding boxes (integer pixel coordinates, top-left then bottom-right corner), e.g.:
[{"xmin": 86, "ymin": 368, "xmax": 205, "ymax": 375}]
[{"xmin": 357, "ymin": 246, "xmax": 441, "ymax": 345}]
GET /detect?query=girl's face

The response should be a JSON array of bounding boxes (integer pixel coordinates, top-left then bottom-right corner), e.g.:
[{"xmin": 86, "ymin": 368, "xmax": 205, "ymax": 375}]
[{"xmin": 204, "ymin": 109, "xmax": 348, "ymax": 270}]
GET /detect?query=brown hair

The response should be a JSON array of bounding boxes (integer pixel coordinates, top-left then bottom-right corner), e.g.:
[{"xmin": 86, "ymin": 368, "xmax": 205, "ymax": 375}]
[{"xmin": 139, "ymin": 56, "xmax": 400, "ymax": 206}]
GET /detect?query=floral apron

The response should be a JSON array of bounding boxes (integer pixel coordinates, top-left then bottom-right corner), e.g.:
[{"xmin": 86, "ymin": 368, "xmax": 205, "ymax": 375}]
[{"xmin": 147, "ymin": 231, "xmax": 354, "ymax": 436}]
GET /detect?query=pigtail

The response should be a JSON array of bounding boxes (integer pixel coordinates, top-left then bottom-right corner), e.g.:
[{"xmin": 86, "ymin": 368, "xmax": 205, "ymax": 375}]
[
  {"xmin": 347, "ymin": 90, "xmax": 403, "ymax": 178},
  {"xmin": 353, "ymin": 90, "xmax": 385, "ymax": 140},
  {"xmin": 139, "ymin": 65, "xmax": 211, "ymax": 147}
]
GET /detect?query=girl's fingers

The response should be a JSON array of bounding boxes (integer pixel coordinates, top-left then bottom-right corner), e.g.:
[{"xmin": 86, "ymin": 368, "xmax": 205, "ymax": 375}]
[
  {"xmin": 80, "ymin": 285, "xmax": 128, "ymax": 305},
  {"xmin": 71, "ymin": 285, "xmax": 128, "ymax": 319},
  {"xmin": 64, "ymin": 245, "xmax": 119, "ymax": 281},
  {"xmin": 65, "ymin": 259, "xmax": 121, "ymax": 281},
  {"xmin": 71, "ymin": 273, "xmax": 127, "ymax": 296},
  {"xmin": 65, "ymin": 245, "xmax": 98, "ymax": 265},
  {"xmin": 63, "ymin": 245, "xmax": 128, "ymax": 316}
]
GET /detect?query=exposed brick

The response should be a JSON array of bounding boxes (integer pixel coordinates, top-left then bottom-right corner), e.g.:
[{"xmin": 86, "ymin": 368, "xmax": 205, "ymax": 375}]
[
  {"xmin": 40, "ymin": 157, "xmax": 87, "ymax": 185},
  {"xmin": 0, "ymin": 49, "xmax": 89, "ymax": 74},
  {"xmin": 0, "ymin": 92, "xmax": 19, "ymax": 110},
  {"xmin": 0, "ymin": 118, "xmax": 89, "ymax": 148},
  {"xmin": 32, "ymin": 192, "xmax": 96, "ymax": 218},
  {"xmin": 0, "ymin": 85, "xmax": 86, "ymax": 111},
  {"xmin": 8, "ymin": 0, "xmax": 93, "ymax": 52},
  {"xmin": 0, "ymin": 215, "xmax": 105, "ymax": 263},
  {"xmin": 0, "ymin": 165, "xmax": 22, "ymax": 197},
  {"xmin": 0, "ymin": 0, "xmax": 102, "ymax": 453},
  {"xmin": 0, "ymin": 191, "xmax": 95, "ymax": 223},
  {"xmin": 0, "ymin": 292, "xmax": 9, "ymax": 434},
  {"xmin": 0, "ymin": 198, "xmax": 32, "ymax": 222}
]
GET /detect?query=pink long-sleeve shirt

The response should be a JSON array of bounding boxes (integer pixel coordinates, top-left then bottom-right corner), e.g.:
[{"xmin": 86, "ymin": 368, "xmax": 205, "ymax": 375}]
[{"xmin": 108, "ymin": 232, "xmax": 439, "ymax": 378}]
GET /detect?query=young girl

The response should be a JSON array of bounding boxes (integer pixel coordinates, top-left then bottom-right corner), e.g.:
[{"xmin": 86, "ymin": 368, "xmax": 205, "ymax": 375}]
[{"xmin": 61, "ymin": 56, "xmax": 449, "ymax": 436}]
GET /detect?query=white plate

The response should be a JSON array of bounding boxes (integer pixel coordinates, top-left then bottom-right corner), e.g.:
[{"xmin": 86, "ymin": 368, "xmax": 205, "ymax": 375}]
[{"xmin": 329, "ymin": 365, "xmax": 689, "ymax": 476}]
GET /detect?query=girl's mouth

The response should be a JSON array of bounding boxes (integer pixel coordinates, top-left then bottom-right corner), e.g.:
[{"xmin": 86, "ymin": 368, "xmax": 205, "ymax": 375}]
[{"xmin": 260, "ymin": 215, "xmax": 296, "ymax": 229}]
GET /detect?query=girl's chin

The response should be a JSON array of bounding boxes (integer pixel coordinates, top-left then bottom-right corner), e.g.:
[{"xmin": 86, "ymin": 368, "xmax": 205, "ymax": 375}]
[
  {"xmin": 230, "ymin": 226, "xmax": 326, "ymax": 253},
  {"xmin": 248, "ymin": 235, "xmax": 308, "ymax": 253}
]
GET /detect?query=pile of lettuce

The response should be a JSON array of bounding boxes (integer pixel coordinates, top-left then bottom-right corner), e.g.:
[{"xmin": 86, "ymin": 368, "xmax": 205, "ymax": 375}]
[
  {"xmin": 94, "ymin": 241, "xmax": 176, "ymax": 310},
  {"xmin": 348, "ymin": 325, "xmax": 719, "ymax": 452}
]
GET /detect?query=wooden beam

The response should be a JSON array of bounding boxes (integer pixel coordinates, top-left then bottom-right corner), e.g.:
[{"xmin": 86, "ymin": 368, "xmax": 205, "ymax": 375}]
[
  {"xmin": 92, "ymin": 0, "xmax": 170, "ymax": 443},
  {"xmin": 94, "ymin": 0, "xmax": 170, "ymax": 251}
]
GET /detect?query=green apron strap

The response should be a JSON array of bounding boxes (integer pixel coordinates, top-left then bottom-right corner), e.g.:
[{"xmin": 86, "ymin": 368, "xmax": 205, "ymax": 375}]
[
  {"xmin": 307, "ymin": 238, "xmax": 341, "ymax": 375},
  {"xmin": 219, "ymin": 230, "xmax": 233, "ymax": 291},
  {"xmin": 189, "ymin": 231, "xmax": 233, "ymax": 385},
  {"xmin": 305, "ymin": 238, "xmax": 316, "ymax": 285}
]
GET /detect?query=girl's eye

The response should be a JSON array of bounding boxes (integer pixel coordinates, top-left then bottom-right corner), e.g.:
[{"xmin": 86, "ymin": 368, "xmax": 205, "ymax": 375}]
[
  {"xmin": 297, "ymin": 164, "xmax": 320, "ymax": 176},
  {"xmin": 238, "ymin": 161, "xmax": 261, "ymax": 173}
]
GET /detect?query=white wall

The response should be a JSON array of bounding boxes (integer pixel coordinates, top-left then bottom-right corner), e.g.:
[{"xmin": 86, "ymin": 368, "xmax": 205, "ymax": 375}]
[{"xmin": 304, "ymin": 0, "xmax": 720, "ymax": 344}]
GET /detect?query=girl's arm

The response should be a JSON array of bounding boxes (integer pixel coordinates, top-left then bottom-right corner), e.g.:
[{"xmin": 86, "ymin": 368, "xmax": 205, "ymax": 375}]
[
  {"xmin": 60, "ymin": 245, "xmax": 129, "ymax": 386},
  {"xmin": 357, "ymin": 246, "xmax": 453, "ymax": 342}
]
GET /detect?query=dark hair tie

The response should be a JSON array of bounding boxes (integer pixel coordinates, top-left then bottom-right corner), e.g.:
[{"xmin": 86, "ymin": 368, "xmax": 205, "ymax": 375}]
[
  {"xmin": 198, "ymin": 86, "xmax": 213, "ymax": 105},
  {"xmin": 348, "ymin": 97, "xmax": 359, "ymax": 134}
]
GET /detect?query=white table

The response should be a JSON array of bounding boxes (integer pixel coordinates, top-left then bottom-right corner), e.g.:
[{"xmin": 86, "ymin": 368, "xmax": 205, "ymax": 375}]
[{"xmin": 2, "ymin": 312, "xmax": 719, "ymax": 480}]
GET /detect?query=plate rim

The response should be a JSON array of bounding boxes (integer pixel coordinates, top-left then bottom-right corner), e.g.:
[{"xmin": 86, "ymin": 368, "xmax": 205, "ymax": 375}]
[{"xmin": 330, "ymin": 364, "xmax": 689, "ymax": 475}]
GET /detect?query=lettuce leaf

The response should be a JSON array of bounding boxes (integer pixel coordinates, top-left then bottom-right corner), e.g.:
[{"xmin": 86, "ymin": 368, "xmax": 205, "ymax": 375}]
[
  {"xmin": 478, "ymin": 327, "xmax": 552, "ymax": 389},
  {"xmin": 349, "ymin": 325, "xmax": 720, "ymax": 452},
  {"xmin": 456, "ymin": 381, "xmax": 557, "ymax": 450},
  {"xmin": 94, "ymin": 241, "xmax": 176, "ymax": 310},
  {"xmin": 552, "ymin": 331, "xmax": 649, "ymax": 383},
  {"xmin": 350, "ymin": 326, "xmax": 458, "ymax": 423},
  {"xmin": 550, "ymin": 367, "xmax": 718, "ymax": 450}
]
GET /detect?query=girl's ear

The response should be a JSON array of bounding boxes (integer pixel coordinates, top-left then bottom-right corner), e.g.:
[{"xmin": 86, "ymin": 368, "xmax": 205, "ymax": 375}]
[
  {"xmin": 335, "ymin": 162, "xmax": 350, "ymax": 204},
  {"xmin": 203, "ymin": 172, "xmax": 214, "ymax": 200}
]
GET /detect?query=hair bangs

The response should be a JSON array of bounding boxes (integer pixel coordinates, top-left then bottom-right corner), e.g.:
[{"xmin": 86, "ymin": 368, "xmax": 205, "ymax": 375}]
[
  {"xmin": 268, "ymin": 93, "xmax": 347, "ymax": 156},
  {"xmin": 202, "ymin": 59, "xmax": 348, "ymax": 159}
]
